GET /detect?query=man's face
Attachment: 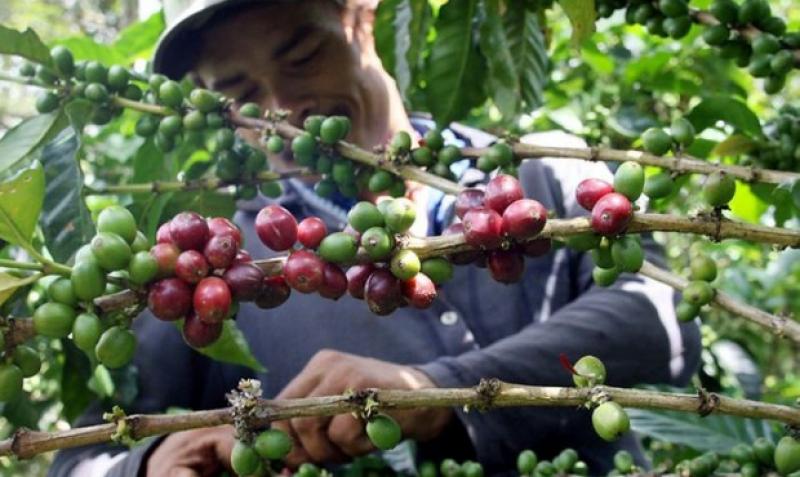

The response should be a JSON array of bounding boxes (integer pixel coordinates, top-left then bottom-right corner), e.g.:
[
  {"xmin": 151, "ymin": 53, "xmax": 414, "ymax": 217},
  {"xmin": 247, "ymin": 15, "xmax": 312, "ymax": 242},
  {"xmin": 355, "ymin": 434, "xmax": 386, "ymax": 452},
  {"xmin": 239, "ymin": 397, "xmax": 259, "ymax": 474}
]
[{"xmin": 194, "ymin": 0, "xmax": 393, "ymax": 150}]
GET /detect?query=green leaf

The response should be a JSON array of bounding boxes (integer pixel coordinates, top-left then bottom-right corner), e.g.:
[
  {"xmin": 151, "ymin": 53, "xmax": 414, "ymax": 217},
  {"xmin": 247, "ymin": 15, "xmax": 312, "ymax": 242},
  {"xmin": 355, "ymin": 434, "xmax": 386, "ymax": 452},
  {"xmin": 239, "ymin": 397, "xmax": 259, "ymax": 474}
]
[
  {"xmin": 425, "ymin": 0, "xmax": 487, "ymax": 126},
  {"xmin": 111, "ymin": 12, "xmax": 165, "ymax": 61},
  {"xmin": 0, "ymin": 272, "xmax": 40, "ymax": 306},
  {"xmin": 628, "ymin": 407, "xmax": 775, "ymax": 453},
  {"xmin": 687, "ymin": 97, "xmax": 763, "ymax": 137},
  {"xmin": 375, "ymin": 0, "xmax": 401, "ymax": 78},
  {"xmin": 0, "ymin": 111, "xmax": 68, "ymax": 174},
  {"xmin": 711, "ymin": 134, "xmax": 758, "ymax": 157},
  {"xmin": 558, "ymin": 0, "xmax": 596, "ymax": 45},
  {"xmin": 504, "ymin": 2, "xmax": 547, "ymax": 109},
  {"xmin": 60, "ymin": 340, "xmax": 94, "ymax": 423},
  {"xmin": 0, "ymin": 161, "xmax": 46, "ymax": 246},
  {"xmin": 186, "ymin": 320, "xmax": 266, "ymax": 372},
  {"xmin": 479, "ymin": 0, "xmax": 520, "ymax": 118},
  {"xmin": 39, "ymin": 130, "xmax": 95, "ymax": 263},
  {"xmin": 0, "ymin": 25, "xmax": 52, "ymax": 65}
]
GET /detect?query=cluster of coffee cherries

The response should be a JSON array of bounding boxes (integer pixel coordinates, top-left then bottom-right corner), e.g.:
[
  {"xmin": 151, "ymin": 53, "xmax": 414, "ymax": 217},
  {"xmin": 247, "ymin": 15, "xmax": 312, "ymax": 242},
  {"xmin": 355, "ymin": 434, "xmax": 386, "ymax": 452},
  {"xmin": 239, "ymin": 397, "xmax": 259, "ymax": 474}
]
[
  {"xmin": 671, "ymin": 435, "xmax": 800, "ymax": 477},
  {"xmin": 145, "ymin": 212, "xmax": 278, "ymax": 348},
  {"xmin": 572, "ymin": 163, "xmax": 644, "ymax": 287},
  {"xmin": 750, "ymin": 105, "xmax": 800, "ymax": 172},
  {"xmin": 449, "ymin": 175, "xmax": 550, "ymax": 283},
  {"xmin": 515, "ymin": 448, "xmax": 589, "ymax": 477},
  {"xmin": 675, "ymin": 251, "xmax": 719, "ymax": 323},
  {"xmin": 594, "ymin": 0, "xmax": 798, "ymax": 94},
  {"xmin": 254, "ymin": 196, "xmax": 452, "ymax": 315}
]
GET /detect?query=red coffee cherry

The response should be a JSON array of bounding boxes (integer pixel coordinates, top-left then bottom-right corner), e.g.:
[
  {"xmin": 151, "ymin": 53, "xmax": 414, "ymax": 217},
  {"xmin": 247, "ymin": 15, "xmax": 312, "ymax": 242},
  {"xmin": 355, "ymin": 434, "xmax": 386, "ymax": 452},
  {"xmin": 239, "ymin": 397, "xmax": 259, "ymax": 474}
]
[
  {"xmin": 365, "ymin": 268, "xmax": 403, "ymax": 316},
  {"xmin": 454, "ymin": 188, "xmax": 486, "ymax": 219},
  {"xmin": 193, "ymin": 277, "xmax": 232, "ymax": 324},
  {"xmin": 175, "ymin": 250, "xmax": 209, "ymax": 284},
  {"xmin": 576, "ymin": 178, "xmax": 614, "ymax": 211},
  {"xmin": 463, "ymin": 208, "xmax": 504, "ymax": 249},
  {"xmin": 591, "ymin": 192, "xmax": 633, "ymax": 236},
  {"xmin": 283, "ymin": 250, "xmax": 324, "ymax": 293},
  {"xmin": 156, "ymin": 222, "xmax": 173, "ymax": 244},
  {"xmin": 501, "ymin": 199, "xmax": 547, "ymax": 240},
  {"xmin": 255, "ymin": 276, "xmax": 291, "ymax": 309},
  {"xmin": 232, "ymin": 249, "xmax": 253, "ymax": 265},
  {"xmin": 520, "ymin": 238, "xmax": 552, "ymax": 257},
  {"xmin": 170, "ymin": 212, "xmax": 210, "ymax": 251},
  {"xmin": 204, "ymin": 234, "xmax": 239, "ymax": 269},
  {"xmin": 207, "ymin": 217, "xmax": 242, "ymax": 247},
  {"xmin": 485, "ymin": 175, "xmax": 523, "ymax": 214},
  {"xmin": 150, "ymin": 243, "xmax": 180, "ymax": 277},
  {"xmin": 183, "ymin": 310, "xmax": 223, "ymax": 348},
  {"xmin": 223, "ymin": 263, "xmax": 265, "ymax": 301},
  {"xmin": 487, "ymin": 250, "xmax": 525, "ymax": 284},
  {"xmin": 402, "ymin": 273, "xmax": 437, "ymax": 309},
  {"xmin": 297, "ymin": 217, "xmax": 328, "ymax": 249},
  {"xmin": 345, "ymin": 263, "xmax": 375, "ymax": 299},
  {"xmin": 255, "ymin": 205, "xmax": 298, "ymax": 251},
  {"xmin": 319, "ymin": 262, "xmax": 348, "ymax": 300},
  {"xmin": 148, "ymin": 278, "xmax": 192, "ymax": 321}
]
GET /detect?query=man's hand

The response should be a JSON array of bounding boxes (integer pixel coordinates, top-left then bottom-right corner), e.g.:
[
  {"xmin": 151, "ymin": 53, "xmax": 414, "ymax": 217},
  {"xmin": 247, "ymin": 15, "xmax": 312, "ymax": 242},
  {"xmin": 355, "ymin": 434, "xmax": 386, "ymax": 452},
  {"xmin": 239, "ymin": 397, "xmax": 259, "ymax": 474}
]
[
  {"xmin": 274, "ymin": 350, "xmax": 453, "ymax": 468},
  {"xmin": 146, "ymin": 425, "xmax": 235, "ymax": 477}
]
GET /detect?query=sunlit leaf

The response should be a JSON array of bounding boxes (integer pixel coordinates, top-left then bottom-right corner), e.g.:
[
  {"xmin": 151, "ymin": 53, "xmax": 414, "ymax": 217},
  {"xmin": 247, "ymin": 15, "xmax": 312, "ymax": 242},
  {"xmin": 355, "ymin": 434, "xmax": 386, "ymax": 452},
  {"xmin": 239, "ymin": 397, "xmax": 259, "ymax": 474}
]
[
  {"xmin": 558, "ymin": 0, "xmax": 596, "ymax": 45},
  {"xmin": 0, "ymin": 25, "xmax": 52, "ymax": 65},
  {"xmin": 0, "ymin": 161, "xmax": 46, "ymax": 246}
]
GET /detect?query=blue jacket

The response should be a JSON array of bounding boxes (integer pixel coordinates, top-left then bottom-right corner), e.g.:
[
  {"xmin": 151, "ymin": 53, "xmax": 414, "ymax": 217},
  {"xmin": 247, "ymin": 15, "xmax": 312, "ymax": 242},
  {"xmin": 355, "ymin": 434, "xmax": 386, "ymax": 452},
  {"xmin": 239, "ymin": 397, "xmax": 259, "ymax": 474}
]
[{"xmin": 49, "ymin": 123, "xmax": 701, "ymax": 476}]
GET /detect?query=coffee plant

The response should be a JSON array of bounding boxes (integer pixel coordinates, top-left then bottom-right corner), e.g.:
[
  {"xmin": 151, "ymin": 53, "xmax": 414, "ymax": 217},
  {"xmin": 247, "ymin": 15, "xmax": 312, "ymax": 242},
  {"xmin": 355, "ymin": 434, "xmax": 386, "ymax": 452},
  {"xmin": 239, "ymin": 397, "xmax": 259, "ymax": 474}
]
[{"xmin": 0, "ymin": 0, "xmax": 799, "ymax": 475}]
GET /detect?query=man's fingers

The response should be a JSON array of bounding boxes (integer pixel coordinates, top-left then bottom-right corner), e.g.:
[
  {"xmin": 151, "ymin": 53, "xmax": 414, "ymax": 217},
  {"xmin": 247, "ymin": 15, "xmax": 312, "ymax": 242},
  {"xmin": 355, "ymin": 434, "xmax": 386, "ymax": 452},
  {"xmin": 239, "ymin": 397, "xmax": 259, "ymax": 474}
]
[
  {"xmin": 291, "ymin": 415, "xmax": 348, "ymax": 464},
  {"xmin": 327, "ymin": 413, "xmax": 374, "ymax": 457},
  {"xmin": 276, "ymin": 365, "xmax": 323, "ymax": 400},
  {"xmin": 168, "ymin": 466, "xmax": 201, "ymax": 477}
]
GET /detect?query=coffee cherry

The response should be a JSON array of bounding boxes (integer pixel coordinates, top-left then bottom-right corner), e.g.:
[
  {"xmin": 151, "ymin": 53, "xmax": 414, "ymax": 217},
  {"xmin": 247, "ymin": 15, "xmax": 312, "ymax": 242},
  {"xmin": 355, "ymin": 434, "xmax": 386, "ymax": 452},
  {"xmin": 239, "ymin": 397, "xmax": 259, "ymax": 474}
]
[
  {"xmin": 710, "ymin": 0, "xmax": 738, "ymax": 23},
  {"xmin": 255, "ymin": 429, "xmax": 293, "ymax": 460},
  {"xmin": 462, "ymin": 461, "xmax": 484, "ymax": 477},
  {"xmin": 319, "ymin": 262, "xmax": 348, "ymax": 300},
  {"xmin": 367, "ymin": 170, "xmax": 393, "ymax": 193},
  {"xmin": 239, "ymin": 102, "xmax": 261, "ymax": 118},
  {"xmin": 158, "ymin": 115, "xmax": 182, "ymax": 137},
  {"xmin": 572, "ymin": 355, "xmax": 606, "ymax": 387},
  {"xmin": 72, "ymin": 312, "xmax": 102, "ymax": 354},
  {"xmin": 318, "ymin": 232, "xmax": 358, "ymax": 263},
  {"xmin": 256, "ymin": 205, "xmax": 298, "ymax": 252},
  {"xmin": 421, "ymin": 258, "xmax": 454, "ymax": 285},
  {"xmin": 129, "ymin": 251, "xmax": 159, "ymax": 285},
  {"xmin": 553, "ymin": 450, "xmax": 578, "ymax": 474},
  {"xmin": 488, "ymin": 142, "xmax": 514, "ymax": 167},
  {"xmin": 683, "ymin": 280, "xmax": 714, "ymax": 306},
  {"xmin": 366, "ymin": 413, "xmax": 402, "ymax": 450},
  {"xmin": 283, "ymin": 250, "xmax": 325, "ymax": 293},
  {"xmin": 775, "ymin": 436, "xmax": 800, "ymax": 475},
  {"xmin": 611, "ymin": 235, "xmax": 644, "ymax": 273},
  {"xmin": 148, "ymin": 278, "xmax": 193, "ymax": 321},
  {"xmin": 296, "ymin": 217, "xmax": 328, "ymax": 249},
  {"xmin": 361, "ymin": 226, "xmax": 395, "ymax": 260},
  {"xmin": 402, "ymin": 273, "xmax": 437, "ymax": 309},
  {"xmin": 703, "ymin": 172, "xmax": 735, "ymax": 207},
  {"xmin": 36, "ymin": 91, "xmax": 60, "ymax": 113},
  {"xmin": 390, "ymin": 249, "xmax": 421, "ymax": 280},
  {"xmin": 384, "ymin": 198, "xmax": 416, "ymax": 234},
  {"xmin": 614, "ymin": 450, "xmax": 634, "ymax": 474},
  {"xmin": 71, "ymin": 259, "xmax": 106, "ymax": 301},
  {"xmin": 730, "ymin": 443, "xmax": 756, "ymax": 466},
  {"xmin": 91, "ymin": 232, "xmax": 132, "ymax": 271},
  {"xmin": 347, "ymin": 202, "xmax": 383, "ymax": 233},
  {"xmin": 424, "ymin": 129, "xmax": 444, "ymax": 150},
  {"xmin": 564, "ymin": 233, "xmax": 601, "ymax": 252},
  {"xmin": 591, "ymin": 239, "xmax": 615, "ymax": 269},
  {"xmin": 194, "ymin": 277, "xmax": 232, "ymax": 324},
  {"xmin": 156, "ymin": 222, "xmax": 173, "ymax": 244},
  {"xmin": 84, "ymin": 83, "xmax": 109, "ymax": 103},
  {"xmin": 419, "ymin": 461, "xmax": 438, "ymax": 477},
  {"xmin": 517, "ymin": 450, "xmax": 538, "ymax": 475},
  {"xmin": 291, "ymin": 133, "xmax": 316, "ymax": 163},
  {"xmin": 365, "ymin": 269, "xmax": 404, "ymax": 315},
  {"xmin": 670, "ymin": 118, "xmax": 695, "ymax": 148},
  {"xmin": 206, "ymin": 217, "xmax": 242, "ymax": 246},
  {"xmin": 182, "ymin": 310, "xmax": 223, "ymax": 348},
  {"xmin": 131, "ymin": 231, "xmax": 150, "ymax": 253},
  {"xmin": 411, "ymin": 147, "xmax": 434, "ymax": 167},
  {"xmin": 150, "ymin": 243, "xmax": 180, "ymax": 277},
  {"xmin": 50, "ymin": 45, "xmax": 74, "ymax": 76},
  {"xmin": 255, "ymin": 275, "xmax": 291, "ymax": 309},
  {"xmin": 266, "ymin": 135, "xmax": 285, "ymax": 154},
  {"xmin": 675, "ymin": 300, "xmax": 699, "ymax": 322},
  {"xmin": 175, "ymin": 250, "xmax": 209, "ymax": 284},
  {"xmin": 592, "ymin": 401, "xmax": 630, "ymax": 441},
  {"xmin": 455, "ymin": 189, "xmax": 486, "ymax": 219},
  {"xmin": 441, "ymin": 458, "xmax": 460, "ymax": 477},
  {"xmin": 752, "ymin": 437, "xmax": 775, "ymax": 466},
  {"xmin": 35, "ymin": 64, "xmax": 58, "ymax": 85},
  {"xmin": 33, "ymin": 301, "xmax": 75, "ymax": 338},
  {"xmin": 231, "ymin": 441, "xmax": 260, "ymax": 476},
  {"xmin": 48, "ymin": 277, "xmax": 77, "ymax": 306},
  {"xmin": 0, "ymin": 364, "xmax": 23, "ymax": 402},
  {"xmin": 346, "ymin": 264, "xmax": 375, "ymax": 299},
  {"xmin": 591, "ymin": 192, "xmax": 633, "ymax": 236},
  {"xmin": 703, "ymin": 24, "xmax": 731, "ymax": 46},
  {"xmin": 485, "ymin": 175, "xmax": 524, "ymax": 214},
  {"xmin": 320, "ymin": 116, "xmax": 347, "ymax": 144},
  {"xmin": 502, "ymin": 199, "xmax": 547, "ymax": 240},
  {"xmin": 643, "ymin": 172, "xmax": 674, "ymax": 199},
  {"xmin": 463, "ymin": 208, "xmax": 504, "ymax": 249},
  {"xmin": 95, "ymin": 326, "xmax": 136, "ymax": 369},
  {"xmin": 690, "ymin": 255, "xmax": 717, "ymax": 282},
  {"xmin": 200, "ymin": 235, "xmax": 237, "ymax": 270},
  {"xmin": 13, "ymin": 345, "xmax": 41, "ymax": 377},
  {"xmin": 438, "ymin": 145, "xmax": 461, "ymax": 166},
  {"xmin": 170, "ymin": 212, "xmax": 210, "ymax": 251},
  {"xmin": 487, "ymin": 250, "xmax": 525, "ymax": 284},
  {"xmin": 575, "ymin": 178, "xmax": 614, "ymax": 211},
  {"xmin": 188, "ymin": 88, "xmax": 220, "ymax": 113},
  {"xmin": 219, "ymin": 263, "xmax": 262, "ymax": 301},
  {"xmin": 158, "ymin": 80, "xmax": 184, "ymax": 109},
  {"xmin": 642, "ymin": 128, "xmax": 672, "ymax": 155},
  {"xmin": 592, "ymin": 266, "xmax": 620, "ymax": 287},
  {"xmin": 613, "ymin": 162, "xmax": 645, "ymax": 201}
]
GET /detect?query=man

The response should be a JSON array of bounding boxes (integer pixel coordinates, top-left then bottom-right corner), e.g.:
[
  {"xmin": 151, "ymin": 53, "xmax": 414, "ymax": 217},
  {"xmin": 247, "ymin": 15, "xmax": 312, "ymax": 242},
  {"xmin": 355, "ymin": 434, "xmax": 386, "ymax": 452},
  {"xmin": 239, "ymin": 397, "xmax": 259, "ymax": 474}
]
[{"xmin": 50, "ymin": 0, "xmax": 701, "ymax": 475}]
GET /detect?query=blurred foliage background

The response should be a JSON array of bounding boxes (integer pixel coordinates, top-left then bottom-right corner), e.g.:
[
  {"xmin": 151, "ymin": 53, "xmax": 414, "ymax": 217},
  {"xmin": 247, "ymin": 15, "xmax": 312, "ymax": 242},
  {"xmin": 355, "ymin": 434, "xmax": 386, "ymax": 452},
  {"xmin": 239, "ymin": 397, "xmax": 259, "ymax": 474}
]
[{"xmin": 0, "ymin": 0, "xmax": 799, "ymax": 475}]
